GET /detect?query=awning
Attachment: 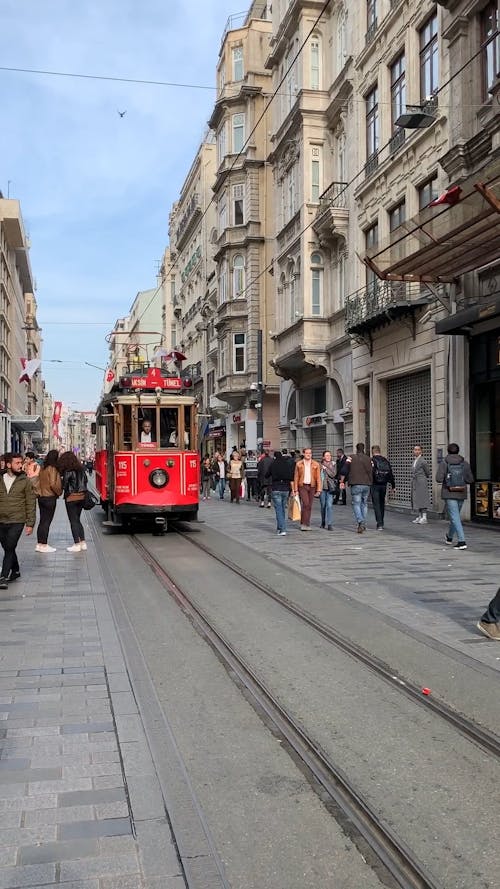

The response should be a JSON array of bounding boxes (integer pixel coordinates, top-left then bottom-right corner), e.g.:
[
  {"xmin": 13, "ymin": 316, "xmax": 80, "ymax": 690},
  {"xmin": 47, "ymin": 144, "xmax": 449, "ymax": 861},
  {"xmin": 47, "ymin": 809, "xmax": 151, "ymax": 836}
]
[
  {"xmin": 435, "ymin": 294, "xmax": 500, "ymax": 336},
  {"xmin": 10, "ymin": 415, "xmax": 43, "ymax": 433},
  {"xmin": 364, "ymin": 158, "xmax": 500, "ymax": 284}
]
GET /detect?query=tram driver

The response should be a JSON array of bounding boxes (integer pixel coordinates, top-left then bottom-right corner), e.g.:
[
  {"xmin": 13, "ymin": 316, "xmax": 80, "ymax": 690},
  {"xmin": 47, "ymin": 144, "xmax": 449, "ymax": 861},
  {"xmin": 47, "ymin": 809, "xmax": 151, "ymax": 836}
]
[{"xmin": 139, "ymin": 420, "xmax": 155, "ymax": 443}]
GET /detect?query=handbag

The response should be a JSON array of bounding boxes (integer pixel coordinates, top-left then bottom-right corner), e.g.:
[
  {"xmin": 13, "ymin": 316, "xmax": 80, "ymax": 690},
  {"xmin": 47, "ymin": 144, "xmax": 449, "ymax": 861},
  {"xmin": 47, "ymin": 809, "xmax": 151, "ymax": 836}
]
[
  {"xmin": 83, "ymin": 490, "xmax": 99, "ymax": 511},
  {"xmin": 287, "ymin": 493, "xmax": 301, "ymax": 522}
]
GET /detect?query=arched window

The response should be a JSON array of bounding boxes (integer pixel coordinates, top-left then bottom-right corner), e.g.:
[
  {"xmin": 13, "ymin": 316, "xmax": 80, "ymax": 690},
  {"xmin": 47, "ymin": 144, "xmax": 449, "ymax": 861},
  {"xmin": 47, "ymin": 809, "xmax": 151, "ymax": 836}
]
[
  {"xmin": 218, "ymin": 258, "xmax": 228, "ymax": 306},
  {"xmin": 233, "ymin": 254, "xmax": 245, "ymax": 298},
  {"xmin": 311, "ymin": 252, "xmax": 323, "ymax": 316}
]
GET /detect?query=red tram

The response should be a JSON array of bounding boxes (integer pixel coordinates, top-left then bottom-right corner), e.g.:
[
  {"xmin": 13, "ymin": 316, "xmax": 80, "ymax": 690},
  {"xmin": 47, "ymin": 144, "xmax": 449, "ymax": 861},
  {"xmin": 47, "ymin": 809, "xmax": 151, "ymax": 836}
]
[{"xmin": 94, "ymin": 366, "xmax": 199, "ymax": 530}]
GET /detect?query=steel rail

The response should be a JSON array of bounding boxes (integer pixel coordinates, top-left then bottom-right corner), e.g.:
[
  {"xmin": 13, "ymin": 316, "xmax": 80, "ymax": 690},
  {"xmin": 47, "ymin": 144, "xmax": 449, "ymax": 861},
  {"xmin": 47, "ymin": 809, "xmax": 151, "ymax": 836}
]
[
  {"xmin": 175, "ymin": 529, "xmax": 500, "ymax": 762},
  {"xmin": 133, "ymin": 535, "xmax": 441, "ymax": 889}
]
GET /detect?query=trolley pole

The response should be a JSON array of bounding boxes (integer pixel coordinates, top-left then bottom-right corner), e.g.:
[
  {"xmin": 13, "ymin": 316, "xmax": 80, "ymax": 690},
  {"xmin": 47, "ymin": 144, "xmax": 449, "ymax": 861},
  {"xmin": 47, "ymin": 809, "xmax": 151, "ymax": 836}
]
[{"xmin": 256, "ymin": 329, "xmax": 264, "ymax": 454}]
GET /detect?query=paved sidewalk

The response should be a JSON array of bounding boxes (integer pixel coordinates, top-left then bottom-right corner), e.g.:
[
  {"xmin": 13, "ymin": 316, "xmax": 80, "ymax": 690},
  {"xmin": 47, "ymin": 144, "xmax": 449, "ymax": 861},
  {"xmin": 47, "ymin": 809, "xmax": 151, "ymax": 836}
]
[
  {"xmin": 0, "ymin": 502, "xmax": 183, "ymax": 889},
  {"xmin": 199, "ymin": 492, "xmax": 500, "ymax": 672}
]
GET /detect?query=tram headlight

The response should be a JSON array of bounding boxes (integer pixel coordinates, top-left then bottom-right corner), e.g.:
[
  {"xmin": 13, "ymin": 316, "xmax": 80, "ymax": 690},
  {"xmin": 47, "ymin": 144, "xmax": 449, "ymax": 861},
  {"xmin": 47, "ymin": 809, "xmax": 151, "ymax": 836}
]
[{"xmin": 149, "ymin": 468, "xmax": 169, "ymax": 489}]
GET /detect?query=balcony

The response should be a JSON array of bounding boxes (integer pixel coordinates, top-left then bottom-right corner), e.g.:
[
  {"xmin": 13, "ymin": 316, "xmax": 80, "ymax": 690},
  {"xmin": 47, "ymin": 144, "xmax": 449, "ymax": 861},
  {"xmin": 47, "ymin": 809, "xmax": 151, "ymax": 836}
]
[
  {"xmin": 364, "ymin": 152, "xmax": 379, "ymax": 179},
  {"xmin": 271, "ymin": 317, "xmax": 331, "ymax": 381},
  {"xmin": 388, "ymin": 128, "xmax": 405, "ymax": 156},
  {"xmin": 345, "ymin": 281, "xmax": 430, "ymax": 338},
  {"xmin": 175, "ymin": 194, "xmax": 201, "ymax": 251},
  {"xmin": 312, "ymin": 182, "xmax": 348, "ymax": 246}
]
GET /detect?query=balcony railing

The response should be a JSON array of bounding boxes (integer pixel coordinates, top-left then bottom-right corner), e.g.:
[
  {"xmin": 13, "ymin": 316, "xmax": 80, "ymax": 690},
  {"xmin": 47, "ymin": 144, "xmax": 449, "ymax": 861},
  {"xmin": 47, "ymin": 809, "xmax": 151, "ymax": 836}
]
[
  {"xmin": 345, "ymin": 281, "xmax": 428, "ymax": 335},
  {"xmin": 389, "ymin": 128, "xmax": 405, "ymax": 155},
  {"xmin": 365, "ymin": 152, "xmax": 379, "ymax": 178},
  {"xmin": 317, "ymin": 181, "xmax": 347, "ymax": 211}
]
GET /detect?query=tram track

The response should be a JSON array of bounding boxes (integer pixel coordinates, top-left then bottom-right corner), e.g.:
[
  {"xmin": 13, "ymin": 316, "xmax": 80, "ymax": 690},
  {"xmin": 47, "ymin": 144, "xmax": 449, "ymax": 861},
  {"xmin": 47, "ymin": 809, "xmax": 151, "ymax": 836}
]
[
  {"xmin": 174, "ymin": 526, "xmax": 500, "ymax": 763},
  {"xmin": 132, "ymin": 532, "xmax": 442, "ymax": 889}
]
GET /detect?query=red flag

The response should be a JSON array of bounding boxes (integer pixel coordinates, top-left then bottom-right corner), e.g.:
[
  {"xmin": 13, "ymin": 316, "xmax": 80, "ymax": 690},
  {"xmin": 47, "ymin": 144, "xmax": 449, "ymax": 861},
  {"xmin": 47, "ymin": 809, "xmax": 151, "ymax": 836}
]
[
  {"xmin": 428, "ymin": 185, "xmax": 462, "ymax": 207},
  {"xmin": 19, "ymin": 357, "xmax": 41, "ymax": 384},
  {"xmin": 106, "ymin": 368, "xmax": 115, "ymax": 383}
]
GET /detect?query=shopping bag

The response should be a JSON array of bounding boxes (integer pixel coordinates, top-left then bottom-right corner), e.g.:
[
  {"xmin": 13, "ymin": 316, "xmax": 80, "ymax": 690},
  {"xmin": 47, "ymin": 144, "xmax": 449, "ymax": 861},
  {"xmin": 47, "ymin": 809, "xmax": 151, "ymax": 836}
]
[
  {"xmin": 240, "ymin": 479, "xmax": 246, "ymax": 499},
  {"xmin": 287, "ymin": 494, "xmax": 301, "ymax": 521}
]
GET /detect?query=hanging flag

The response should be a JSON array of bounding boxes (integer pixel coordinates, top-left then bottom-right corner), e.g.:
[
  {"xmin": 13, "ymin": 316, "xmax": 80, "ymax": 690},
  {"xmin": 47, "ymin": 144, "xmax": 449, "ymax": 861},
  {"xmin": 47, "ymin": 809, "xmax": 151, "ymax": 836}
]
[
  {"xmin": 106, "ymin": 368, "xmax": 115, "ymax": 383},
  {"xmin": 428, "ymin": 185, "xmax": 462, "ymax": 208},
  {"xmin": 19, "ymin": 357, "xmax": 41, "ymax": 384}
]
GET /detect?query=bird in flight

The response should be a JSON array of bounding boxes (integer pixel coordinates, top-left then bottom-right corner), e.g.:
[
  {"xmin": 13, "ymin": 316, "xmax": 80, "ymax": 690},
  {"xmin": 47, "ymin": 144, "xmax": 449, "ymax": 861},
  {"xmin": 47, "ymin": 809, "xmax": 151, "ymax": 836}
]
[{"xmin": 117, "ymin": 110, "xmax": 127, "ymax": 118}]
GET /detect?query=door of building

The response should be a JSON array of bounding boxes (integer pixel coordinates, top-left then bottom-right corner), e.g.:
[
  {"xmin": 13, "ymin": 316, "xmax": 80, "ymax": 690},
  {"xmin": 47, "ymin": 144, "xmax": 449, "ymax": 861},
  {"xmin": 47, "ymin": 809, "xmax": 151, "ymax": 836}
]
[
  {"xmin": 387, "ymin": 369, "xmax": 432, "ymax": 507},
  {"xmin": 310, "ymin": 425, "xmax": 327, "ymax": 460}
]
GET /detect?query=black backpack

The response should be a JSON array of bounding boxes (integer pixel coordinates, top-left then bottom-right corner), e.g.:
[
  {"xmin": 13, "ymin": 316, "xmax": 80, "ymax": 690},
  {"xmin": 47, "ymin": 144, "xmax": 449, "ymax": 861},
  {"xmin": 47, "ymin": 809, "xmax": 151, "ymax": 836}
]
[
  {"xmin": 373, "ymin": 456, "xmax": 391, "ymax": 484},
  {"xmin": 445, "ymin": 462, "xmax": 466, "ymax": 492}
]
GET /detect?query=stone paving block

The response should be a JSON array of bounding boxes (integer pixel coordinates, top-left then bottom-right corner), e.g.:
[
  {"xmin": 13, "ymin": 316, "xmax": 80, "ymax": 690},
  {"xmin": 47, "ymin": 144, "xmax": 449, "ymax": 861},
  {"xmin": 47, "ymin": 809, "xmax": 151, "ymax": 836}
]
[
  {"xmin": 0, "ymin": 759, "xmax": 30, "ymax": 772},
  {"xmin": 54, "ymin": 882, "xmax": 98, "ymax": 889},
  {"xmin": 93, "ymin": 802, "xmax": 129, "ymax": 820},
  {"xmin": 0, "ymin": 863, "xmax": 56, "ymax": 888},
  {"xmin": 59, "ymin": 853, "xmax": 140, "ymax": 882},
  {"xmin": 30, "ymin": 754, "xmax": 91, "ymax": 769},
  {"xmin": 108, "ymin": 694, "xmax": 137, "ymax": 717},
  {"xmin": 0, "ymin": 813, "xmax": 21, "ymax": 828},
  {"xmin": 106, "ymin": 676, "xmax": 131, "ymax": 694},
  {"xmin": 91, "ymin": 776, "xmax": 124, "ymax": 792},
  {"xmin": 19, "ymin": 838, "xmax": 98, "ymax": 865},
  {"xmin": 113, "ymin": 716, "xmax": 144, "ymax": 744},
  {"xmin": 0, "ymin": 826, "xmax": 57, "ymax": 846},
  {"xmin": 62, "ymin": 723, "xmax": 114, "ymax": 736},
  {"xmin": 0, "ymin": 794, "xmax": 58, "ymax": 811},
  {"xmin": 23, "ymin": 805, "xmax": 95, "ymax": 826},
  {"xmin": 0, "ymin": 768, "xmax": 61, "ymax": 785},
  {"xmin": 119, "ymin": 743, "xmax": 154, "ymax": 777},
  {"xmin": 28, "ymin": 778, "xmax": 93, "ymax": 796},
  {"xmin": 99, "ymin": 877, "xmax": 143, "ymax": 889},
  {"xmin": 126, "ymin": 776, "xmax": 165, "ymax": 822},
  {"xmin": 63, "ymin": 763, "xmax": 122, "ymax": 780},
  {"xmin": 135, "ymin": 821, "xmax": 180, "ymax": 878},
  {"xmin": 0, "ymin": 847, "xmax": 16, "ymax": 867},
  {"xmin": 90, "ymin": 751, "xmax": 120, "ymax": 765},
  {"xmin": 96, "ymin": 836, "xmax": 137, "ymax": 858},
  {"xmin": 59, "ymin": 819, "xmax": 131, "ymax": 841},
  {"xmin": 142, "ymin": 878, "xmax": 185, "ymax": 889},
  {"xmin": 59, "ymin": 788, "xmax": 126, "ymax": 808}
]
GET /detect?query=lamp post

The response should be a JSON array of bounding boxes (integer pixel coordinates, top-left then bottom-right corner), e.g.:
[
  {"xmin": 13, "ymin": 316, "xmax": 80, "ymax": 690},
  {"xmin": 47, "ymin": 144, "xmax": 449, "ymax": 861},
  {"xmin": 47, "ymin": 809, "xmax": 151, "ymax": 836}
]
[{"xmin": 256, "ymin": 329, "xmax": 264, "ymax": 454}]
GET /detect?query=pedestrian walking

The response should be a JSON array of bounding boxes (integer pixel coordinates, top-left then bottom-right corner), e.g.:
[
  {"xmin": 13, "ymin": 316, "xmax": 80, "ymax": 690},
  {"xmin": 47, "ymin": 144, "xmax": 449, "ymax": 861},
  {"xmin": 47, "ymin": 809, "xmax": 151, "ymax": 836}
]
[
  {"xmin": 244, "ymin": 450, "xmax": 258, "ymax": 501},
  {"xmin": 411, "ymin": 445, "xmax": 430, "ymax": 524},
  {"xmin": 23, "ymin": 451, "xmax": 40, "ymax": 480},
  {"xmin": 435, "ymin": 443, "xmax": 474, "ymax": 550},
  {"xmin": 212, "ymin": 452, "xmax": 228, "ymax": 500},
  {"xmin": 319, "ymin": 450, "xmax": 337, "ymax": 530},
  {"xmin": 341, "ymin": 443, "xmax": 373, "ymax": 533},
  {"xmin": 269, "ymin": 451, "xmax": 295, "ymax": 535},
  {"xmin": 228, "ymin": 450, "xmax": 244, "ymax": 503},
  {"xmin": 201, "ymin": 456, "xmax": 213, "ymax": 500},
  {"xmin": 33, "ymin": 449, "xmax": 62, "ymax": 552},
  {"xmin": 371, "ymin": 446, "xmax": 396, "ymax": 531},
  {"xmin": 0, "ymin": 453, "xmax": 36, "ymax": 587},
  {"xmin": 477, "ymin": 588, "xmax": 500, "ymax": 640},
  {"xmin": 257, "ymin": 450, "xmax": 273, "ymax": 508},
  {"xmin": 333, "ymin": 448, "xmax": 348, "ymax": 505},
  {"xmin": 58, "ymin": 451, "xmax": 88, "ymax": 552},
  {"xmin": 293, "ymin": 447, "xmax": 321, "ymax": 530}
]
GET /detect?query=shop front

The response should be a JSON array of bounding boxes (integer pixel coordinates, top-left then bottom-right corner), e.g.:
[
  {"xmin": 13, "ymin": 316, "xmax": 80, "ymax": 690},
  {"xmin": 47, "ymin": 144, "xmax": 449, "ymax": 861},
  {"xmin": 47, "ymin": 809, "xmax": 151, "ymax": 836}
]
[
  {"xmin": 204, "ymin": 423, "xmax": 226, "ymax": 457},
  {"xmin": 225, "ymin": 409, "xmax": 257, "ymax": 455}
]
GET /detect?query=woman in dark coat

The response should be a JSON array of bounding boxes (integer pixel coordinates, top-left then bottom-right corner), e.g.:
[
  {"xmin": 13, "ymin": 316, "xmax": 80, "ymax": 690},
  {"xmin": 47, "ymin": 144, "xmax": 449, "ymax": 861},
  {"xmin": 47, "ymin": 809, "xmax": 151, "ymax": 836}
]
[{"xmin": 58, "ymin": 451, "xmax": 88, "ymax": 552}]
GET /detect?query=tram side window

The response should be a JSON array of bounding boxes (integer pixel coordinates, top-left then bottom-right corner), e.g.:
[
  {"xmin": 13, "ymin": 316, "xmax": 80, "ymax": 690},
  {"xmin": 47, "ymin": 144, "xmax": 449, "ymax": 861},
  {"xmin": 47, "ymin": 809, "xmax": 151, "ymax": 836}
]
[
  {"xmin": 138, "ymin": 410, "xmax": 156, "ymax": 445},
  {"xmin": 122, "ymin": 405, "xmax": 133, "ymax": 450},
  {"xmin": 160, "ymin": 408, "xmax": 179, "ymax": 448}
]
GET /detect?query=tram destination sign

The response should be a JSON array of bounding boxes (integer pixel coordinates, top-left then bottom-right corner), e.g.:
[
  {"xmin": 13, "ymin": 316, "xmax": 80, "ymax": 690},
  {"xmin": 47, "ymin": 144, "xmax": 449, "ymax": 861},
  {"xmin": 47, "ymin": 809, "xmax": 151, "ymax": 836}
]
[{"xmin": 120, "ymin": 369, "xmax": 184, "ymax": 390}]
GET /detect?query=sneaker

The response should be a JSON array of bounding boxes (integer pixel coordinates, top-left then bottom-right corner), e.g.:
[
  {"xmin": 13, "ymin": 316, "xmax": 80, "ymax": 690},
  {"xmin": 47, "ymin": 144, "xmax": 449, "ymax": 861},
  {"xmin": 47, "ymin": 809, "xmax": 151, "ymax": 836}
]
[
  {"xmin": 36, "ymin": 544, "xmax": 56, "ymax": 553},
  {"xmin": 80, "ymin": 541, "xmax": 87, "ymax": 551},
  {"xmin": 357, "ymin": 523, "xmax": 364, "ymax": 533},
  {"xmin": 476, "ymin": 620, "xmax": 500, "ymax": 641},
  {"xmin": 412, "ymin": 516, "xmax": 422, "ymax": 523},
  {"xmin": 67, "ymin": 544, "xmax": 82, "ymax": 553},
  {"xmin": 454, "ymin": 541, "xmax": 467, "ymax": 550},
  {"xmin": 376, "ymin": 525, "xmax": 383, "ymax": 531},
  {"xmin": 8, "ymin": 571, "xmax": 21, "ymax": 581},
  {"xmin": 266, "ymin": 503, "xmax": 271, "ymax": 508},
  {"xmin": 321, "ymin": 523, "xmax": 325, "ymax": 529},
  {"xmin": 327, "ymin": 525, "xmax": 333, "ymax": 531},
  {"xmin": 259, "ymin": 502, "xmax": 265, "ymax": 508},
  {"xmin": 419, "ymin": 516, "xmax": 428, "ymax": 524},
  {"xmin": 0, "ymin": 577, "xmax": 8, "ymax": 590},
  {"xmin": 278, "ymin": 530, "xmax": 287, "ymax": 536},
  {"xmin": 445, "ymin": 535, "xmax": 453, "ymax": 545}
]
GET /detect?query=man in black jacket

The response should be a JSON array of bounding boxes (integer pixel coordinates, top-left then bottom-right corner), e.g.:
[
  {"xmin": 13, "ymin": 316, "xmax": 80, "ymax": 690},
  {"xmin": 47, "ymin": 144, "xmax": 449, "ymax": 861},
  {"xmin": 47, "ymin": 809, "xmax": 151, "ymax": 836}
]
[
  {"xmin": 334, "ymin": 448, "xmax": 347, "ymax": 505},
  {"xmin": 257, "ymin": 450, "xmax": 273, "ymax": 508},
  {"xmin": 0, "ymin": 453, "xmax": 36, "ymax": 588},
  {"xmin": 371, "ymin": 445, "xmax": 396, "ymax": 531}
]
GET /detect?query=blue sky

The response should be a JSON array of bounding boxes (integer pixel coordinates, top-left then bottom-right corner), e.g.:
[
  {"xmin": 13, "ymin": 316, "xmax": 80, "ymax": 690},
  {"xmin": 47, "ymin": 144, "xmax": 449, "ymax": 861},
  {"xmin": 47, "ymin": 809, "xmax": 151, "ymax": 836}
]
[{"xmin": 0, "ymin": 0, "xmax": 239, "ymax": 410}]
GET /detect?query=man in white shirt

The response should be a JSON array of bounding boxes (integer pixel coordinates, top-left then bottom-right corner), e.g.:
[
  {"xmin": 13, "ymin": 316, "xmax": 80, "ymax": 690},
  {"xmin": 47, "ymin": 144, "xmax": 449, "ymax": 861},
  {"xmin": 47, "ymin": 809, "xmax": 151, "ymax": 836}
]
[{"xmin": 140, "ymin": 421, "xmax": 153, "ymax": 443}]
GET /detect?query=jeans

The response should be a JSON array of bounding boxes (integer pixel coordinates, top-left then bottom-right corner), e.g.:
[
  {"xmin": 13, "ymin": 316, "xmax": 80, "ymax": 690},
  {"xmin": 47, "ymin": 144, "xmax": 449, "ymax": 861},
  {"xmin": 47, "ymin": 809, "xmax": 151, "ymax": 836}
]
[
  {"xmin": 201, "ymin": 479, "xmax": 211, "ymax": 498},
  {"xmin": 37, "ymin": 495, "xmax": 57, "ymax": 544},
  {"xmin": 217, "ymin": 478, "xmax": 226, "ymax": 499},
  {"xmin": 65, "ymin": 499, "xmax": 85, "ymax": 543},
  {"xmin": 371, "ymin": 484, "xmax": 387, "ymax": 528},
  {"xmin": 271, "ymin": 491, "xmax": 288, "ymax": 532},
  {"xmin": 319, "ymin": 490, "xmax": 334, "ymax": 527},
  {"xmin": 481, "ymin": 587, "xmax": 500, "ymax": 624},
  {"xmin": 446, "ymin": 498, "xmax": 465, "ymax": 542},
  {"xmin": 246, "ymin": 478, "xmax": 257, "ymax": 500},
  {"xmin": 351, "ymin": 485, "xmax": 370, "ymax": 525},
  {"xmin": 0, "ymin": 522, "xmax": 24, "ymax": 578}
]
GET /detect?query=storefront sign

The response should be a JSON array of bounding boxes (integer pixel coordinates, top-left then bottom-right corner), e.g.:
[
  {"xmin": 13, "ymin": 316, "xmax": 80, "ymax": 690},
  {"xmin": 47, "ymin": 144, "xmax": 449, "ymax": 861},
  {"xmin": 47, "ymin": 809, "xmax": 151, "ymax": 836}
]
[
  {"xmin": 303, "ymin": 413, "xmax": 326, "ymax": 427},
  {"xmin": 207, "ymin": 426, "xmax": 225, "ymax": 439},
  {"xmin": 232, "ymin": 413, "xmax": 241, "ymax": 423}
]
